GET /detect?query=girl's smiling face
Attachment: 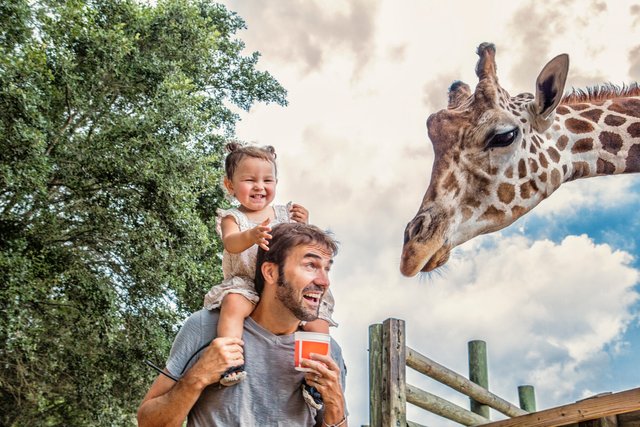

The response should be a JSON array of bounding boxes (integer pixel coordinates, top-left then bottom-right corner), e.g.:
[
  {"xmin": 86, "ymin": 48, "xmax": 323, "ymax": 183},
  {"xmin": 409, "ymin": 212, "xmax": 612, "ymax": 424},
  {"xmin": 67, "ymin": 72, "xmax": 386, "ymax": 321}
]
[{"xmin": 225, "ymin": 156, "xmax": 277, "ymax": 212}]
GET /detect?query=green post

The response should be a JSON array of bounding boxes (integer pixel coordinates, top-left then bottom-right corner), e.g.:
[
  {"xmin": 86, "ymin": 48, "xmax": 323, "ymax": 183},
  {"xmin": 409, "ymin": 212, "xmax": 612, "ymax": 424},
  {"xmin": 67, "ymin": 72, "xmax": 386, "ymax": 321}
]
[
  {"xmin": 468, "ymin": 340, "xmax": 490, "ymax": 419},
  {"xmin": 518, "ymin": 385, "xmax": 536, "ymax": 412}
]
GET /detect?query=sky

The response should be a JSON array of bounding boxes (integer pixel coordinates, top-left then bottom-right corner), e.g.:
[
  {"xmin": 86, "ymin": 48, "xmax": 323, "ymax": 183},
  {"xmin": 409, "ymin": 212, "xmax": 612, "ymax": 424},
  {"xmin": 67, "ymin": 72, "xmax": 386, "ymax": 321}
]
[{"xmin": 221, "ymin": 1, "xmax": 640, "ymax": 425}]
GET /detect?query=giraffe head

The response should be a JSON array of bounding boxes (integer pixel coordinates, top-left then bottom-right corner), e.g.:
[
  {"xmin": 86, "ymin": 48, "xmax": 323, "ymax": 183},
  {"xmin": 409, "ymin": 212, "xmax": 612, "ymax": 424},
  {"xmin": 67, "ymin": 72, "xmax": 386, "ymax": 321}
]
[{"xmin": 400, "ymin": 43, "xmax": 569, "ymax": 277}]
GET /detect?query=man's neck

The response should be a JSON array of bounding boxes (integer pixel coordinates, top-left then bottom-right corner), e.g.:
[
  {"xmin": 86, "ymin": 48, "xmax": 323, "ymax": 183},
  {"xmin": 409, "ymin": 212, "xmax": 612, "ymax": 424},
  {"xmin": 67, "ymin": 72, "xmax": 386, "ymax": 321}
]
[{"xmin": 250, "ymin": 301, "xmax": 300, "ymax": 336}]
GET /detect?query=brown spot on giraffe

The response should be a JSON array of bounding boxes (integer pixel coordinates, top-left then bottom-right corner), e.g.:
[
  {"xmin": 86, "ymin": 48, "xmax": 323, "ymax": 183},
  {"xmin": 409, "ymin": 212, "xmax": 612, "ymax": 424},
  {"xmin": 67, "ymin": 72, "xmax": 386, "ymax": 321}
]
[
  {"xmin": 547, "ymin": 146, "xmax": 561, "ymax": 163},
  {"xmin": 511, "ymin": 205, "xmax": 526, "ymax": 219},
  {"xmin": 504, "ymin": 166, "xmax": 513, "ymax": 178},
  {"xmin": 571, "ymin": 104, "xmax": 590, "ymax": 111},
  {"xmin": 579, "ymin": 109, "xmax": 603, "ymax": 123},
  {"xmin": 628, "ymin": 122, "xmax": 640, "ymax": 138},
  {"xmin": 627, "ymin": 143, "xmax": 640, "ymax": 172},
  {"xmin": 571, "ymin": 161, "xmax": 590, "ymax": 180},
  {"xmin": 528, "ymin": 158, "xmax": 539, "ymax": 173},
  {"xmin": 538, "ymin": 172, "xmax": 547, "ymax": 182},
  {"xmin": 518, "ymin": 159, "xmax": 527, "ymax": 179},
  {"xmin": 600, "ymin": 131, "xmax": 623, "ymax": 155},
  {"xmin": 529, "ymin": 144, "xmax": 537, "ymax": 154},
  {"xmin": 597, "ymin": 158, "xmax": 616, "ymax": 174},
  {"xmin": 550, "ymin": 169, "xmax": 562, "ymax": 188},
  {"xmin": 565, "ymin": 118, "xmax": 595, "ymax": 134},
  {"xmin": 480, "ymin": 205, "xmax": 506, "ymax": 223},
  {"xmin": 519, "ymin": 180, "xmax": 538, "ymax": 199},
  {"xmin": 461, "ymin": 206, "xmax": 473, "ymax": 222},
  {"xmin": 539, "ymin": 152, "xmax": 549, "ymax": 168},
  {"xmin": 557, "ymin": 135, "xmax": 569, "ymax": 150},
  {"xmin": 556, "ymin": 106, "xmax": 570, "ymax": 115},
  {"xmin": 467, "ymin": 198, "xmax": 482, "ymax": 208},
  {"xmin": 497, "ymin": 183, "xmax": 516, "ymax": 204},
  {"xmin": 604, "ymin": 114, "xmax": 626, "ymax": 127},
  {"xmin": 443, "ymin": 172, "xmax": 460, "ymax": 196},
  {"xmin": 572, "ymin": 138, "xmax": 594, "ymax": 153},
  {"xmin": 609, "ymin": 98, "xmax": 640, "ymax": 118},
  {"xmin": 562, "ymin": 164, "xmax": 568, "ymax": 175}
]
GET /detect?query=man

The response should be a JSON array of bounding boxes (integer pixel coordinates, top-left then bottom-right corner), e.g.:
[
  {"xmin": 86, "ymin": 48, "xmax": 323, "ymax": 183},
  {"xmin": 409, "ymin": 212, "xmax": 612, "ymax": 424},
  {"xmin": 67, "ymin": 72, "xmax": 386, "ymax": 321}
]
[{"xmin": 137, "ymin": 222, "xmax": 348, "ymax": 427}]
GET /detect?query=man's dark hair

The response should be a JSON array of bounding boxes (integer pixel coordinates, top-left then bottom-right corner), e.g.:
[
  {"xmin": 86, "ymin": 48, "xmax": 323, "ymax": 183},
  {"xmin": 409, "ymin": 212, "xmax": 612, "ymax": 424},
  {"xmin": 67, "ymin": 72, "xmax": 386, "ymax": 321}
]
[{"xmin": 254, "ymin": 223, "xmax": 339, "ymax": 295}]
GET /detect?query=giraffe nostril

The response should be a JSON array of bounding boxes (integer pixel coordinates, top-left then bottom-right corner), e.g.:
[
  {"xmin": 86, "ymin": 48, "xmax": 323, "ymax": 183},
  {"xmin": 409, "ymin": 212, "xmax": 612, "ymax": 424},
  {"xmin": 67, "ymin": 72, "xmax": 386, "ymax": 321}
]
[{"xmin": 404, "ymin": 215, "xmax": 425, "ymax": 243}]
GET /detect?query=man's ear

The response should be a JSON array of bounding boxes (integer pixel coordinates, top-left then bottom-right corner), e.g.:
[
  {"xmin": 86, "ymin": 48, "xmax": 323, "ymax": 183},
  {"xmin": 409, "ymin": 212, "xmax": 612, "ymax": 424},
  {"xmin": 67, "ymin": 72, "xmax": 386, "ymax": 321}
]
[{"xmin": 261, "ymin": 261, "xmax": 278, "ymax": 285}]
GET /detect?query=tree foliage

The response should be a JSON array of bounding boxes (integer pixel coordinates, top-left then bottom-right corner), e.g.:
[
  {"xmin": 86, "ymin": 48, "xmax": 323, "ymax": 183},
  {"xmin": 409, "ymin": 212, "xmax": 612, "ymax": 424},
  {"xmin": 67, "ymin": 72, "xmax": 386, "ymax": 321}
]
[{"xmin": 0, "ymin": 0, "xmax": 287, "ymax": 424}]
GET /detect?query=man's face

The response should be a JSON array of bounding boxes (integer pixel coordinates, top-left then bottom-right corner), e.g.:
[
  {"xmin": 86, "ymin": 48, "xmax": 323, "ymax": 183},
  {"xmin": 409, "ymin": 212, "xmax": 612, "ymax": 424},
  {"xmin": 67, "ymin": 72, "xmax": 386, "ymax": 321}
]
[{"xmin": 275, "ymin": 243, "xmax": 333, "ymax": 321}]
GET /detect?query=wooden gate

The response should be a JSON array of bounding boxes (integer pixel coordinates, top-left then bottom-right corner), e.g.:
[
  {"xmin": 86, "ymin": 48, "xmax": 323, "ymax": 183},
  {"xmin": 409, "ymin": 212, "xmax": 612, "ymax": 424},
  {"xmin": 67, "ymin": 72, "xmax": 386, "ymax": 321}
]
[{"xmin": 367, "ymin": 318, "xmax": 640, "ymax": 427}]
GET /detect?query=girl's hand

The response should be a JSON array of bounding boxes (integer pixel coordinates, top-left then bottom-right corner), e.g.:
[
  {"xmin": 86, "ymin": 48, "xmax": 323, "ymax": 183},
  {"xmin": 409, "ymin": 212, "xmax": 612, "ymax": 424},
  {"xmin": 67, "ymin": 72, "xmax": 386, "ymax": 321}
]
[
  {"xmin": 290, "ymin": 203, "xmax": 309, "ymax": 224},
  {"xmin": 249, "ymin": 218, "xmax": 272, "ymax": 251}
]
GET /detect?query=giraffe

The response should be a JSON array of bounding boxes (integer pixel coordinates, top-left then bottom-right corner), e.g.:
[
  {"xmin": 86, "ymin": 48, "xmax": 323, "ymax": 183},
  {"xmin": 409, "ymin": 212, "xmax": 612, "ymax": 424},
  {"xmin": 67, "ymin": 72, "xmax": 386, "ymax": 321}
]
[{"xmin": 400, "ymin": 42, "xmax": 640, "ymax": 277}]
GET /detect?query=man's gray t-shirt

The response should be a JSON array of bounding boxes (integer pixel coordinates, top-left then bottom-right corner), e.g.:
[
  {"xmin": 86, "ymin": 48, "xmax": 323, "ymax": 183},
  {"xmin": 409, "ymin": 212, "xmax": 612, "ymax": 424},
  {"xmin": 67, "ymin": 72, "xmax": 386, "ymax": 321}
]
[{"xmin": 166, "ymin": 309, "xmax": 347, "ymax": 426}]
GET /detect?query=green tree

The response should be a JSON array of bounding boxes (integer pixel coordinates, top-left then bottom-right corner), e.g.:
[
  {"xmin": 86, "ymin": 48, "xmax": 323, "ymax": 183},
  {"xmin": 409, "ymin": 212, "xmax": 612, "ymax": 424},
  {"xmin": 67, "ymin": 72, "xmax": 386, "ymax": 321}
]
[{"xmin": 0, "ymin": 0, "xmax": 287, "ymax": 425}]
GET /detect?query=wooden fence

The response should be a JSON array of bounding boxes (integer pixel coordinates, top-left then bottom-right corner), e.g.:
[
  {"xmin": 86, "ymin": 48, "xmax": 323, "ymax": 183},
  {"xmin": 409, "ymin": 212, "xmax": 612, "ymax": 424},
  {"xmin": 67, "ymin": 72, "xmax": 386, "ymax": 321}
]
[{"xmin": 367, "ymin": 318, "xmax": 640, "ymax": 427}]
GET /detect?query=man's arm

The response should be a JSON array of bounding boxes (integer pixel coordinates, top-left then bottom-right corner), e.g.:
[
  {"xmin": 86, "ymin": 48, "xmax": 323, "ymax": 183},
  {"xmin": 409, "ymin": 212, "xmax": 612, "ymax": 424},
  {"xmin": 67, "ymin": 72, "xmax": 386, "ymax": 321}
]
[
  {"xmin": 137, "ymin": 369, "xmax": 207, "ymax": 427},
  {"xmin": 137, "ymin": 336, "xmax": 244, "ymax": 427}
]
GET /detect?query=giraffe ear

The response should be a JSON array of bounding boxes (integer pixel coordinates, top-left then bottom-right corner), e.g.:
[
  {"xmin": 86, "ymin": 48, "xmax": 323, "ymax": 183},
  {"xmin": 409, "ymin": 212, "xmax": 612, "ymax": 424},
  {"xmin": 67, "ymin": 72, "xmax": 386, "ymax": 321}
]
[
  {"xmin": 448, "ymin": 81, "xmax": 472, "ymax": 109},
  {"xmin": 534, "ymin": 53, "xmax": 569, "ymax": 120}
]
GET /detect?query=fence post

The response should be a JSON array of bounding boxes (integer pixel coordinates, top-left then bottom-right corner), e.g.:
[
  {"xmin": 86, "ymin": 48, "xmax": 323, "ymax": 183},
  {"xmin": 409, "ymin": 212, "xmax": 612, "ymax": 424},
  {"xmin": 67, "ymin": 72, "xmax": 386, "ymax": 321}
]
[
  {"xmin": 369, "ymin": 323, "xmax": 383, "ymax": 427},
  {"xmin": 468, "ymin": 340, "xmax": 490, "ymax": 419},
  {"xmin": 382, "ymin": 318, "xmax": 406, "ymax": 427},
  {"xmin": 518, "ymin": 385, "xmax": 536, "ymax": 412}
]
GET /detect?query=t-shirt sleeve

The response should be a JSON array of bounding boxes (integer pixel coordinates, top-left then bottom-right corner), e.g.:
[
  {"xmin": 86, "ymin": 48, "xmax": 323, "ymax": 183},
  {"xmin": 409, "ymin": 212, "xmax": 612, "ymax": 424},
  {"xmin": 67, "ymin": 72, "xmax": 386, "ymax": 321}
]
[{"xmin": 165, "ymin": 311, "xmax": 206, "ymax": 378}]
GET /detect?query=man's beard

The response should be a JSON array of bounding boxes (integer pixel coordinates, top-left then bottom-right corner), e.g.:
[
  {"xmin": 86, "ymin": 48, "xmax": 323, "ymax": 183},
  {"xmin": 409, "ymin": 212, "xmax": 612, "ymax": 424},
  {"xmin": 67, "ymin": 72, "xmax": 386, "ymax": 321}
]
[{"xmin": 276, "ymin": 273, "xmax": 322, "ymax": 322}]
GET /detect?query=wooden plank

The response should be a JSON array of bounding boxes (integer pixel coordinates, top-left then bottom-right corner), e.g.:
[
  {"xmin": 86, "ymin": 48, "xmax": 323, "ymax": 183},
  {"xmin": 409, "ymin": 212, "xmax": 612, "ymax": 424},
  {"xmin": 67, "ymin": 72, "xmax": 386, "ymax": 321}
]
[
  {"xmin": 407, "ymin": 383, "xmax": 490, "ymax": 426},
  {"xmin": 368, "ymin": 323, "xmax": 383, "ymax": 427},
  {"xmin": 406, "ymin": 347, "xmax": 527, "ymax": 418},
  {"xmin": 479, "ymin": 387, "xmax": 640, "ymax": 427},
  {"xmin": 381, "ymin": 318, "xmax": 406, "ymax": 427}
]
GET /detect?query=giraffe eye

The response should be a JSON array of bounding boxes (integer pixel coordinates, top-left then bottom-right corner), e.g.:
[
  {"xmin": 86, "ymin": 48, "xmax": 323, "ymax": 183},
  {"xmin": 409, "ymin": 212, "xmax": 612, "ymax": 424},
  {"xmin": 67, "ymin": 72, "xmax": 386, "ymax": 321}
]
[{"xmin": 485, "ymin": 128, "xmax": 519, "ymax": 150}]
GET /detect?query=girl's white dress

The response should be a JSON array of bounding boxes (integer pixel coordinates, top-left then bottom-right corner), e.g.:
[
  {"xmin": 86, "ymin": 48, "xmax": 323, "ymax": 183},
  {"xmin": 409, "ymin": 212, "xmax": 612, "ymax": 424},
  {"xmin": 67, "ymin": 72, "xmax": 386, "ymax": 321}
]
[{"xmin": 203, "ymin": 205, "xmax": 336, "ymax": 326}]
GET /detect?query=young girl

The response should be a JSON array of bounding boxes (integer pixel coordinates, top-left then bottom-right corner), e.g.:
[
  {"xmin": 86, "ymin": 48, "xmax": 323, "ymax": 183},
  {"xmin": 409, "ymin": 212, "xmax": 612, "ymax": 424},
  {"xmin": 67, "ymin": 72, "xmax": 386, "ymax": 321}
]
[{"xmin": 203, "ymin": 142, "xmax": 336, "ymax": 397}]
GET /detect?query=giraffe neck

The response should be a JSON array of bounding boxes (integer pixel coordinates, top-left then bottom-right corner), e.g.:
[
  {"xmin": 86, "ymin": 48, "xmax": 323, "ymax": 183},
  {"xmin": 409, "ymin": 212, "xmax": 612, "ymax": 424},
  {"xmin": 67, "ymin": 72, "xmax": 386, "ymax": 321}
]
[{"xmin": 551, "ymin": 96, "xmax": 640, "ymax": 182}]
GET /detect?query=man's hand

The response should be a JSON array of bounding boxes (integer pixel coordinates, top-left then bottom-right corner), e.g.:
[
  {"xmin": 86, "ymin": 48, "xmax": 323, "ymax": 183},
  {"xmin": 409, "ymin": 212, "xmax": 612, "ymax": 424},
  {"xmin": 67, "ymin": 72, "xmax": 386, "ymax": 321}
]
[
  {"xmin": 191, "ymin": 337, "xmax": 245, "ymax": 386},
  {"xmin": 300, "ymin": 353, "xmax": 347, "ymax": 426},
  {"xmin": 137, "ymin": 337, "xmax": 245, "ymax": 427},
  {"xmin": 289, "ymin": 203, "xmax": 309, "ymax": 224}
]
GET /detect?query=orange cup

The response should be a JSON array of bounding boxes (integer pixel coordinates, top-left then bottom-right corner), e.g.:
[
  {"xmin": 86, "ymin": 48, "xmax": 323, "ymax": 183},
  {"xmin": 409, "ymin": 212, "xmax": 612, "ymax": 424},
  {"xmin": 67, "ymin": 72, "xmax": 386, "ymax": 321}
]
[{"xmin": 294, "ymin": 331, "xmax": 331, "ymax": 371}]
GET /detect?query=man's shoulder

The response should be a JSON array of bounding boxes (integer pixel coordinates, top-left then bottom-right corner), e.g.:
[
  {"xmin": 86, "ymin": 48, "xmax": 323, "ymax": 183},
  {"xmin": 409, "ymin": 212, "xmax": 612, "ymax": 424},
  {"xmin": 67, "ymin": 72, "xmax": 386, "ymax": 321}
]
[{"xmin": 181, "ymin": 308, "xmax": 220, "ymax": 335}]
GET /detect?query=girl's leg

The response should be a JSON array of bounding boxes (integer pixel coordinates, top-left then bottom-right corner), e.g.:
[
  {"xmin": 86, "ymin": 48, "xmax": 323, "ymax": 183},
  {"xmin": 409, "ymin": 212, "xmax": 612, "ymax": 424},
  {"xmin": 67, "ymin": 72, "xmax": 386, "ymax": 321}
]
[
  {"xmin": 302, "ymin": 318, "xmax": 330, "ymax": 334},
  {"xmin": 217, "ymin": 293, "xmax": 255, "ymax": 386},
  {"xmin": 218, "ymin": 293, "xmax": 255, "ymax": 339}
]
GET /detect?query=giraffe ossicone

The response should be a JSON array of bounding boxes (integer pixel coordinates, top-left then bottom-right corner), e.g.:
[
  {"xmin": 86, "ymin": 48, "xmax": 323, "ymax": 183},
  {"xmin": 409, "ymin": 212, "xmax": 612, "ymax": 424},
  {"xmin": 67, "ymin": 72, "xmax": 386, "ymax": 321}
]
[{"xmin": 400, "ymin": 42, "xmax": 640, "ymax": 277}]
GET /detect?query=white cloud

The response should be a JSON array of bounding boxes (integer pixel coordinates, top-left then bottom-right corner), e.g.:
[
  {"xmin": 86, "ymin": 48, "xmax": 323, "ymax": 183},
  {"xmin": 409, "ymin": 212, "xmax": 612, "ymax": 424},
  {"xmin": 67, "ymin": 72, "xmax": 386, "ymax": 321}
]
[
  {"xmin": 332, "ymin": 234, "xmax": 639, "ymax": 426},
  {"xmin": 530, "ymin": 175, "xmax": 640, "ymax": 218}
]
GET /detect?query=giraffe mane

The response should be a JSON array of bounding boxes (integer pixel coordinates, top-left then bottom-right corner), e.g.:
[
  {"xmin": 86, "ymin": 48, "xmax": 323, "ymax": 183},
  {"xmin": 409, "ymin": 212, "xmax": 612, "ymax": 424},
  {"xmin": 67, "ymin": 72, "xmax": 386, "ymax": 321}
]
[{"xmin": 560, "ymin": 82, "xmax": 640, "ymax": 105}]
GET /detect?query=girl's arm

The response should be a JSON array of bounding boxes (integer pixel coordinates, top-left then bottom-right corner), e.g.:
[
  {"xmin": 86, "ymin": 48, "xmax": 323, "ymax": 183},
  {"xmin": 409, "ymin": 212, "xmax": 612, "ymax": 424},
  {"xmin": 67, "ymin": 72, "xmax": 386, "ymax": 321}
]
[{"xmin": 221, "ymin": 216, "xmax": 272, "ymax": 253}]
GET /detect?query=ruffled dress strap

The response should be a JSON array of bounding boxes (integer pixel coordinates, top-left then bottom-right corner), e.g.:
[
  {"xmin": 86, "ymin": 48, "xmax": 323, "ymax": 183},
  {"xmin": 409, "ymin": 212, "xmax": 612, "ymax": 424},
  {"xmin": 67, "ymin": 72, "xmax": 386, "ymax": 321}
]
[{"xmin": 215, "ymin": 207, "xmax": 251, "ymax": 235}]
